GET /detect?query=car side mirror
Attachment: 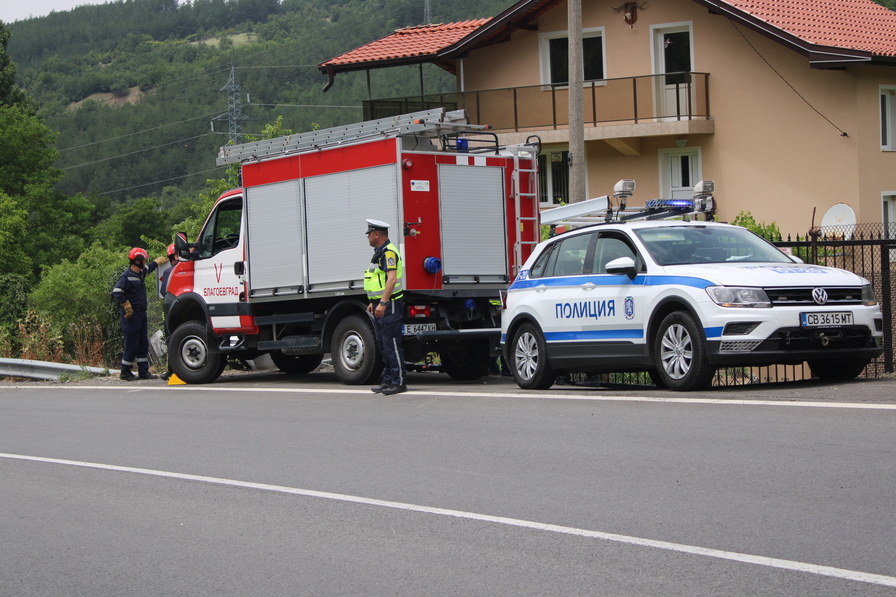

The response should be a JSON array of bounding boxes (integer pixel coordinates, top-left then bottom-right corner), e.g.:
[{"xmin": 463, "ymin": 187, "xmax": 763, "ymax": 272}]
[{"xmin": 605, "ymin": 256, "xmax": 637, "ymax": 280}]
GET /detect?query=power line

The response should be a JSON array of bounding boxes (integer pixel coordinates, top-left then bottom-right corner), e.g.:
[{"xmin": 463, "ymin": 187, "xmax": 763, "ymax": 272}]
[
  {"xmin": 731, "ymin": 21, "xmax": 848, "ymax": 137},
  {"xmin": 98, "ymin": 167, "xmax": 226, "ymax": 196},
  {"xmin": 61, "ymin": 133, "xmax": 216, "ymax": 169},
  {"xmin": 58, "ymin": 112, "xmax": 220, "ymax": 152}
]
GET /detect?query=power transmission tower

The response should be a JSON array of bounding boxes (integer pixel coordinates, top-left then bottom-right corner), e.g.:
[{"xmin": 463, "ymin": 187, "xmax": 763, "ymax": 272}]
[
  {"xmin": 423, "ymin": 0, "xmax": 432, "ymax": 24},
  {"xmin": 211, "ymin": 66, "xmax": 251, "ymax": 144}
]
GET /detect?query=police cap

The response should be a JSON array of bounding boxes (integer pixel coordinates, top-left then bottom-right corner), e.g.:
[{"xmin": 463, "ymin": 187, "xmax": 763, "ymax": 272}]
[{"xmin": 365, "ymin": 219, "xmax": 390, "ymax": 235}]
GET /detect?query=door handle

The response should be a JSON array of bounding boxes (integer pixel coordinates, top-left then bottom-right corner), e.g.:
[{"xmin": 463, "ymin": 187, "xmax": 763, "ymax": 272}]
[
  {"xmin": 535, "ymin": 284, "xmax": 547, "ymax": 293},
  {"xmin": 582, "ymin": 282, "xmax": 596, "ymax": 290}
]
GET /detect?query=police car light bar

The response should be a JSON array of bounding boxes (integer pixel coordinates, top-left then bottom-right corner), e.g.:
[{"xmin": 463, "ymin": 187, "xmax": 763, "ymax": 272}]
[{"xmin": 645, "ymin": 199, "xmax": 695, "ymax": 210}]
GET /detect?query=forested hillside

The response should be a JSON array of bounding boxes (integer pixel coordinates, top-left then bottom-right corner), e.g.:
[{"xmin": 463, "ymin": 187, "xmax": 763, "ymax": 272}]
[{"xmin": 0, "ymin": 0, "xmax": 509, "ymax": 367}]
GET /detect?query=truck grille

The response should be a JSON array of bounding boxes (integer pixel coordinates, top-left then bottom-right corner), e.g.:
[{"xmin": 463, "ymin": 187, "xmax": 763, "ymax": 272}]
[{"xmin": 763, "ymin": 287, "xmax": 864, "ymax": 306}]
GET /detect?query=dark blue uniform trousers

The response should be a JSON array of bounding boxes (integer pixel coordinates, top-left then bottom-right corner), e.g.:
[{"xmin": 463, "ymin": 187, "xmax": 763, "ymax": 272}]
[
  {"xmin": 120, "ymin": 309, "xmax": 150, "ymax": 375},
  {"xmin": 375, "ymin": 298, "xmax": 405, "ymax": 388}
]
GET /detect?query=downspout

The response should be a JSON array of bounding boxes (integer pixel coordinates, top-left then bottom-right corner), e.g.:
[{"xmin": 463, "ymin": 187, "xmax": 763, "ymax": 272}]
[{"xmin": 322, "ymin": 64, "xmax": 336, "ymax": 92}]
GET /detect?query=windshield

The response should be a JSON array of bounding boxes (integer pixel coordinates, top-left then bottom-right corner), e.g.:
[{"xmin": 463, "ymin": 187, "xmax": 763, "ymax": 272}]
[{"xmin": 634, "ymin": 226, "xmax": 792, "ymax": 266}]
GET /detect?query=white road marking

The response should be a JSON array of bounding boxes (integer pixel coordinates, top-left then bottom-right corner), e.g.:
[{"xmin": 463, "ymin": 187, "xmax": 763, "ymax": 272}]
[
  {"xmin": 2, "ymin": 451, "xmax": 895, "ymax": 588},
  {"xmin": 9, "ymin": 384, "xmax": 896, "ymax": 410}
]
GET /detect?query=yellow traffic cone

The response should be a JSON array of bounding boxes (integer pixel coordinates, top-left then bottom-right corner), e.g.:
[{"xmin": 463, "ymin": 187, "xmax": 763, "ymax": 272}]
[{"xmin": 167, "ymin": 374, "xmax": 187, "ymax": 385}]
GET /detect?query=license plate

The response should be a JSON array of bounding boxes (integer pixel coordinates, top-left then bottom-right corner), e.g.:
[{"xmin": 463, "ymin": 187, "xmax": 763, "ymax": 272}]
[
  {"xmin": 800, "ymin": 312, "xmax": 853, "ymax": 327},
  {"xmin": 403, "ymin": 323, "xmax": 436, "ymax": 335}
]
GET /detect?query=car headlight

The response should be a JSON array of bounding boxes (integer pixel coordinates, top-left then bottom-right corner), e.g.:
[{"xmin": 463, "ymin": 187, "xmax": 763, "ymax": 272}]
[
  {"xmin": 862, "ymin": 284, "xmax": 878, "ymax": 306},
  {"xmin": 706, "ymin": 286, "xmax": 772, "ymax": 308}
]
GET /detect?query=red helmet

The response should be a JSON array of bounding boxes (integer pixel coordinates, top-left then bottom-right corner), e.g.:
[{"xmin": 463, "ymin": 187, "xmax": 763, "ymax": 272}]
[
  {"xmin": 128, "ymin": 247, "xmax": 148, "ymax": 261},
  {"xmin": 167, "ymin": 244, "xmax": 176, "ymax": 258}
]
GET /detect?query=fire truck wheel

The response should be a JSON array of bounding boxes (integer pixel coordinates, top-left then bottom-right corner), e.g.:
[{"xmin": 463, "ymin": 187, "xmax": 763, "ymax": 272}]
[
  {"xmin": 653, "ymin": 311, "xmax": 715, "ymax": 391},
  {"xmin": 169, "ymin": 321, "xmax": 225, "ymax": 384},
  {"xmin": 331, "ymin": 314, "xmax": 383, "ymax": 385},
  {"xmin": 270, "ymin": 351, "xmax": 324, "ymax": 375},
  {"xmin": 440, "ymin": 339, "xmax": 489, "ymax": 381},
  {"xmin": 510, "ymin": 322, "xmax": 555, "ymax": 390},
  {"xmin": 807, "ymin": 357, "xmax": 870, "ymax": 381}
]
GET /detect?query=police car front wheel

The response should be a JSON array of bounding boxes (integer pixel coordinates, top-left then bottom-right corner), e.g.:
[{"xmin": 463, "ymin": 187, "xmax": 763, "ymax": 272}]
[
  {"xmin": 511, "ymin": 322, "xmax": 555, "ymax": 390},
  {"xmin": 653, "ymin": 311, "xmax": 715, "ymax": 391}
]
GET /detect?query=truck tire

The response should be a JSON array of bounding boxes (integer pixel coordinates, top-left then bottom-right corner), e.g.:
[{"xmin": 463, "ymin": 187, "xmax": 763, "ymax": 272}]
[
  {"xmin": 653, "ymin": 311, "xmax": 715, "ymax": 391},
  {"xmin": 808, "ymin": 358, "xmax": 870, "ymax": 382},
  {"xmin": 331, "ymin": 314, "xmax": 382, "ymax": 385},
  {"xmin": 169, "ymin": 321, "xmax": 225, "ymax": 384},
  {"xmin": 270, "ymin": 351, "xmax": 323, "ymax": 375},
  {"xmin": 440, "ymin": 339, "xmax": 489, "ymax": 381},
  {"xmin": 510, "ymin": 322, "xmax": 555, "ymax": 390}
]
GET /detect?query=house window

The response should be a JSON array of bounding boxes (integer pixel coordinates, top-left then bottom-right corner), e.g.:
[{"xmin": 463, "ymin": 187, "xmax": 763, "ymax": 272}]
[
  {"xmin": 884, "ymin": 194, "xmax": 896, "ymax": 260},
  {"xmin": 539, "ymin": 149, "xmax": 570, "ymax": 206},
  {"xmin": 540, "ymin": 29, "xmax": 605, "ymax": 85},
  {"xmin": 882, "ymin": 87, "xmax": 896, "ymax": 150}
]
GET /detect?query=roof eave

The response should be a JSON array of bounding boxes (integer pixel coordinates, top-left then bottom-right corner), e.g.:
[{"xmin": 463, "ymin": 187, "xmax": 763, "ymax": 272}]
[
  {"xmin": 692, "ymin": 0, "xmax": 879, "ymax": 69},
  {"xmin": 437, "ymin": 0, "xmax": 559, "ymax": 59},
  {"xmin": 318, "ymin": 54, "xmax": 442, "ymax": 76}
]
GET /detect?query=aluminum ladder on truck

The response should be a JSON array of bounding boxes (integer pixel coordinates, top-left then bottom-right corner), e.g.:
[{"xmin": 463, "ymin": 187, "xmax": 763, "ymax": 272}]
[
  {"xmin": 216, "ymin": 108, "xmax": 488, "ymax": 166},
  {"xmin": 507, "ymin": 143, "xmax": 540, "ymax": 275}
]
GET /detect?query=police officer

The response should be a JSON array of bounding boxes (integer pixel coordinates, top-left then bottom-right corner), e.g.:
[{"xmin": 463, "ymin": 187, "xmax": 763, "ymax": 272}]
[
  {"xmin": 364, "ymin": 219, "xmax": 407, "ymax": 395},
  {"xmin": 112, "ymin": 247, "xmax": 167, "ymax": 381}
]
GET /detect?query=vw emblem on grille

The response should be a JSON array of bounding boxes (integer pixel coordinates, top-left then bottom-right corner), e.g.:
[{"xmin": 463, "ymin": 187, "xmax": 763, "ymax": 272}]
[{"xmin": 812, "ymin": 287, "xmax": 829, "ymax": 305}]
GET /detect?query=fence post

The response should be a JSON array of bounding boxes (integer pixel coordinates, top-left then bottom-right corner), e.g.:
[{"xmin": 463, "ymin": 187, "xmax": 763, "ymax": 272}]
[{"xmin": 881, "ymin": 241, "xmax": 894, "ymax": 373}]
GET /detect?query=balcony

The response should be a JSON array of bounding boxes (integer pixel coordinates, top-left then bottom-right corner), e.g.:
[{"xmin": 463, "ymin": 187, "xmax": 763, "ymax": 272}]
[{"xmin": 364, "ymin": 72, "xmax": 714, "ymax": 147}]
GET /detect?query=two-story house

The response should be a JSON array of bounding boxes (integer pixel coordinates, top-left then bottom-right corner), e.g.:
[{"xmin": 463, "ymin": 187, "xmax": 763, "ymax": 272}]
[{"xmin": 319, "ymin": 0, "xmax": 896, "ymax": 235}]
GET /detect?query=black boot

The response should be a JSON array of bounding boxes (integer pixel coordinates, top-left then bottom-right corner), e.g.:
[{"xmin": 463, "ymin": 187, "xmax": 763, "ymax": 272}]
[{"xmin": 120, "ymin": 369, "xmax": 137, "ymax": 381}]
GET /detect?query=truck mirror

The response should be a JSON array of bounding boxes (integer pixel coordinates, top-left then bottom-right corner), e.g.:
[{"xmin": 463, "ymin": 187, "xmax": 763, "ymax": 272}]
[{"xmin": 174, "ymin": 232, "xmax": 195, "ymax": 260}]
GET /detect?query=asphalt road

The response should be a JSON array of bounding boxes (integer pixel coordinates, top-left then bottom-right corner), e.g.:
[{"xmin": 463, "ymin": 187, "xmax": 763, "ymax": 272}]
[{"xmin": 2, "ymin": 372, "xmax": 895, "ymax": 596}]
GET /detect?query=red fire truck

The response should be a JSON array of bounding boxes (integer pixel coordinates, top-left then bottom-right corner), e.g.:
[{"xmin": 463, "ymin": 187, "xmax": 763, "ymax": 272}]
[{"xmin": 164, "ymin": 109, "xmax": 541, "ymax": 384}]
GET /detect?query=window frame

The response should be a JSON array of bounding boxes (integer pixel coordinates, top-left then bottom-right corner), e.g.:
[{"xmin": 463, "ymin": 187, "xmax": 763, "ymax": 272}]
[
  {"xmin": 881, "ymin": 86, "xmax": 896, "ymax": 151},
  {"xmin": 538, "ymin": 27, "xmax": 607, "ymax": 88}
]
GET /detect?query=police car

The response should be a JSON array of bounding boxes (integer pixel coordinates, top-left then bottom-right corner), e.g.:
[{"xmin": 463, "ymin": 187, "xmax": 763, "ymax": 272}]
[{"xmin": 500, "ymin": 217, "xmax": 884, "ymax": 391}]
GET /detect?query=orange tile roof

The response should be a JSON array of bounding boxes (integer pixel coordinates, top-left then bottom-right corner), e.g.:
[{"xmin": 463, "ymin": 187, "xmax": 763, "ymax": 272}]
[
  {"xmin": 320, "ymin": 19, "xmax": 492, "ymax": 68},
  {"xmin": 319, "ymin": 0, "xmax": 896, "ymax": 75},
  {"xmin": 721, "ymin": 0, "xmax": 896, "ymax": 57}
]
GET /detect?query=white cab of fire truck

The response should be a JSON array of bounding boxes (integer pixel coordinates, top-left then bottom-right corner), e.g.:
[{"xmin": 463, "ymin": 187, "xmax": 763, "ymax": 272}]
[
  {"xmin": 165, "ymin": 188, "xmax": 247, "ymax": 383},
  {"xmin": 501, "ymin": 180, "xmax": 884, "ymax": 391}
]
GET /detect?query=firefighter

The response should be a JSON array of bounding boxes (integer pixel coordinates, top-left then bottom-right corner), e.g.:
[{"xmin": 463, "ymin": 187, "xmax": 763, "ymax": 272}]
[
  {"xmin": 364, "ymin": 219, "xmax": 407, "ymax": 395},
  {"xmin": 112, "ymin": 247, "xmax": 167, "ymax": 381}
]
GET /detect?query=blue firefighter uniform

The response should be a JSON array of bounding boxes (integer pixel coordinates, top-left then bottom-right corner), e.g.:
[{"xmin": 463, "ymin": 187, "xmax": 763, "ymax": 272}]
[{"xmin": 112, "ymin": 259, "xmax": 159, "ymax": 379}]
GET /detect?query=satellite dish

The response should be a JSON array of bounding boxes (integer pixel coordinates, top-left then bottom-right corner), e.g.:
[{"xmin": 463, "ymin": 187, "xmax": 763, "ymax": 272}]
[{"xmin": 820, "ymin": 203, "xmax": 856, "ymax": 238}]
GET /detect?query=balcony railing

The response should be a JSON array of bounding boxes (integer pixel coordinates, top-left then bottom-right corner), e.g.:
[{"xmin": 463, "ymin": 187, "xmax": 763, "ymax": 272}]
[{"xmin": 364, "ymin": 72, "xmax": 710, "ymax": 132}]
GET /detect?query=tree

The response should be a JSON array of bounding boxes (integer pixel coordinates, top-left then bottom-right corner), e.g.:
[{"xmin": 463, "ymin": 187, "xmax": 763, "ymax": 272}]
[{"xmin": 0, "ymin": 21, "xmax": 34, "ymax": 113}]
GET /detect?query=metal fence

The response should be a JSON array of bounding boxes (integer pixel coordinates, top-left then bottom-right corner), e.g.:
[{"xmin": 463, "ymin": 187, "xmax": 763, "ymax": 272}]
[{"xmin": 589, "ymin": 222, "xmax": 896, "ymax": 388}]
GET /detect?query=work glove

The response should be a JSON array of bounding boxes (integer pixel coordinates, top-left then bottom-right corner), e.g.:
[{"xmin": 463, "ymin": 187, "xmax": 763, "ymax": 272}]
[
  {"xmin": 122, "ymin": 300, "xmax": 134, "ymax": 319},
  {"xmin": 155, "ymin": 255, "xmax": 168, "ymax": 266}
]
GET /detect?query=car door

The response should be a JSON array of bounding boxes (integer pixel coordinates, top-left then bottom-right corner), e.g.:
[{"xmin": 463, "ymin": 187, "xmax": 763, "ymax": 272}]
[
  {"xmin": 193, "ymin": 195, "xmax": 246, "ymax": 332},
  {"xmin": 547, "ymin": 230, "xmax": 648, "ymax": 370}
]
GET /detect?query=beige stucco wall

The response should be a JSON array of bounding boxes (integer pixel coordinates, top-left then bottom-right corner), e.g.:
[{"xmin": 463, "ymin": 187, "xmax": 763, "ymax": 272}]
[{"xmin": 458, "ymin": 0, "xmax": 896, "ymax": 234}]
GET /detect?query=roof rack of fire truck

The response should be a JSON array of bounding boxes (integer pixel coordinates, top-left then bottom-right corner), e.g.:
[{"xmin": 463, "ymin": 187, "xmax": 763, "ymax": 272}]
[
  {"xmin": 540, "ymin": 179, "xmax": 716, "ymax": 234},
  {"xmin": 217, "ymin": 108, "xmax": 489, "ymax": 166}
]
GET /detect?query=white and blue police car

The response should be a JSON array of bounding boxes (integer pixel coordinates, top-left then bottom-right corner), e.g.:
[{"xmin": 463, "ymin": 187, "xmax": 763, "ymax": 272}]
[{"xmin": 500, "ymin": 219, "xmax": 884, "ymax": 391}]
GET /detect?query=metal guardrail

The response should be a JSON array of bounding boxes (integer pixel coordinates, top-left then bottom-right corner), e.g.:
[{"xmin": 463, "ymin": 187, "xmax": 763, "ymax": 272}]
[{"xmin": 0, "ymin": 358, "xmax": 114, "ymax": 381}]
